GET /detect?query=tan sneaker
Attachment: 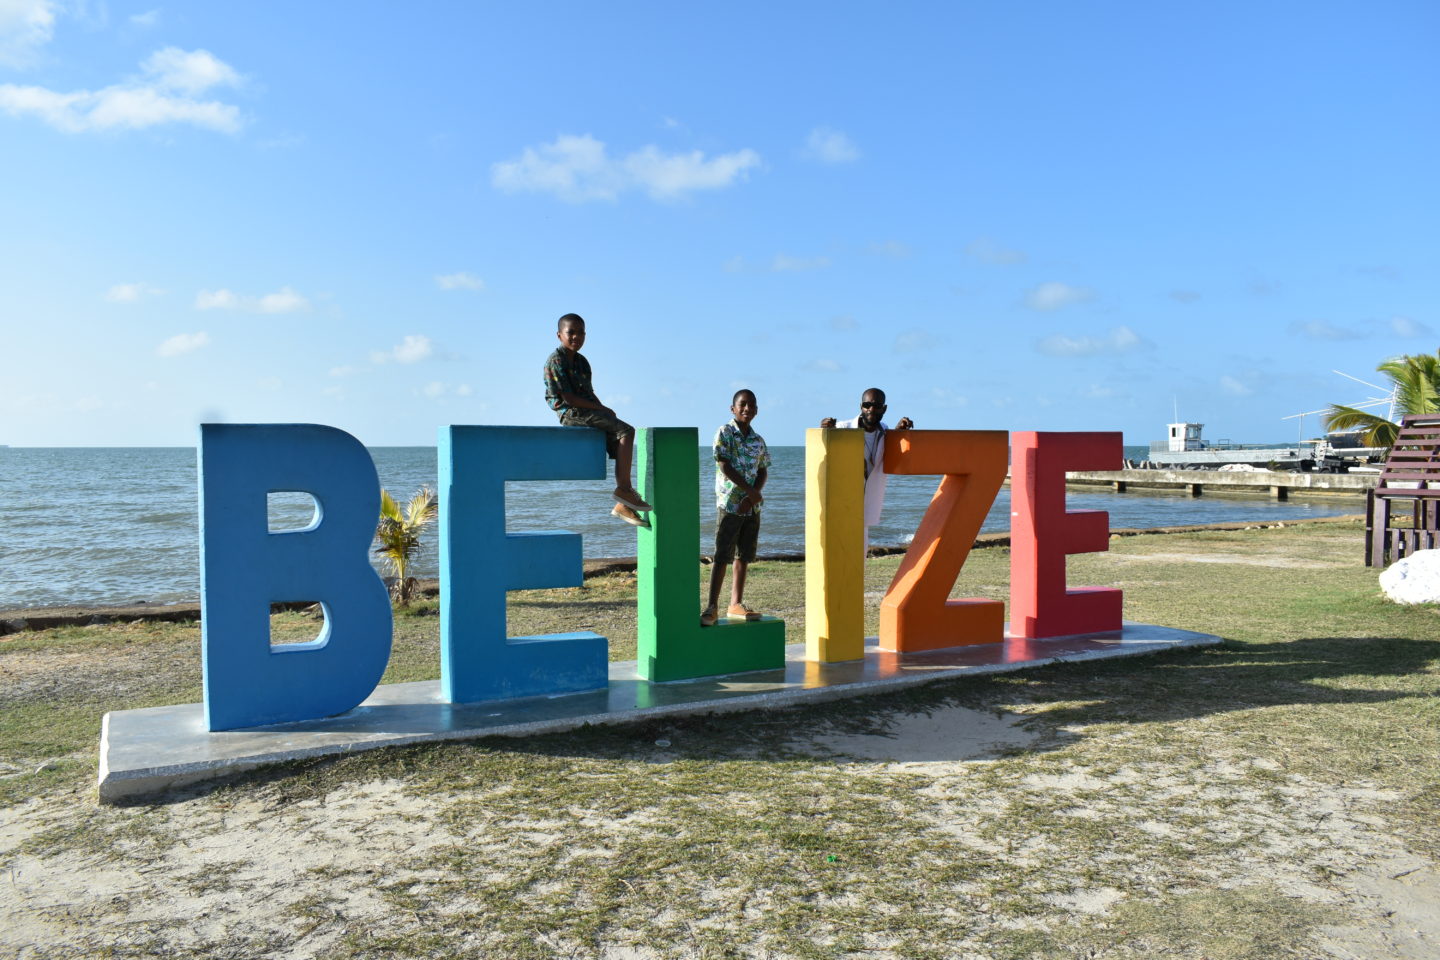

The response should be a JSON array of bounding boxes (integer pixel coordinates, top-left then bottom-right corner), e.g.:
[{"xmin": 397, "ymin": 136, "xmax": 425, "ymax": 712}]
[
  {"xmin": 727, "ymin": 603, "xmax": 762, "ymax": 621},
  {"xmin": 614, "ymin": 488, "xmax": 654, "ymax": 513},
  {"xmin": 611, "ymin": 503, "xmax": 650, "ymax": 528},
  {"xmin": 699, "ymin": 605, "xmax": 718, "ymax": 627}
]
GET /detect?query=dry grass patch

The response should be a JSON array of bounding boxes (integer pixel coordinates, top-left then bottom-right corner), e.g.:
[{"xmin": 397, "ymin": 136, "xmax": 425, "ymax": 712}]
[{"xmin": 2, "ymin": 521, "xmax": 1438, "ymax": 958}]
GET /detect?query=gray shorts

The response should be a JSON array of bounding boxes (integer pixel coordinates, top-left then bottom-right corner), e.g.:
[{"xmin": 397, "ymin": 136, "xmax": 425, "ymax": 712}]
[
  {"xmin": 714, "ymin": 509, "xmax": 761, "ymax": 565},
  {"xmin": 558, "ymin": 407, "xmax": 634, "ymax": 460}
]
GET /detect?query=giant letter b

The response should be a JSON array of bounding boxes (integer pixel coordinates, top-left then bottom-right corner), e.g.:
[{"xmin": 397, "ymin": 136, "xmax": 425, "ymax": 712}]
[{"xmin": 199, "ymin": 424, "xmax": 393, "ymax": 731}]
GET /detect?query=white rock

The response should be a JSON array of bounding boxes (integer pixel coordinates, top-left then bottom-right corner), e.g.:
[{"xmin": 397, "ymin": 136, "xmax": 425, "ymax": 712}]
[{"xmin": 1379, "ymin": 549, "xmax": 1440, "ymax": 604}]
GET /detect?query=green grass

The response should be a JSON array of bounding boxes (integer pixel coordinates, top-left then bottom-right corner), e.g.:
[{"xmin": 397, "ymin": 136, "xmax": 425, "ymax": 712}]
[{"xmin": 2, "ymin": 519, "xmax": 1438, "ymax": 957}]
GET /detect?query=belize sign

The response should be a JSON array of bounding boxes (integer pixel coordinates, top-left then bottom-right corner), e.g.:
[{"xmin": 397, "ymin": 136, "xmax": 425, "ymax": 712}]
[{"xmin": 197, "ymin": 423, "xmax": 1123, "ymax": 732}]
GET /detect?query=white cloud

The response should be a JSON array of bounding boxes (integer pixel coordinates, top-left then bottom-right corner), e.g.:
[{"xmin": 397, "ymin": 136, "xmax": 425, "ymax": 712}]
[
  {"xmin": 1391, "ymin": 316, "xmax": 1432, "ymax": 338},
  {"xmin": 436, "ymin": 271, "xmax": 484, "ymax": 291},
  {"xmin": 929, "ymin": 387, "xmax": 969, "ymax": 408},
  {"xmin": 69, "ymin": 0, "xmax": 106, "ymax": 29},
  {"xmin": 372, "ymin": 334, "xmax": 433, "ymax": 365},
  {"xmin": 1110, "ymin": 326, "xmax": 1144, "ymax": 350},
  {"xmin": 0, "ymin": 46, "xmax": 245, "ymax": 134},
  {"xmin": 105, "ymin": 282, "xmax": 162, "ymax": 302},
  {"xmin": 965, "ymin": 238, "xmax": 1027, "ymax": 265},
  {"xmin": 0, "ymin": 0, "xmax": 57, "ymax": 67},
  {"xmin": 141, "ymin": 47, "xmax": 241, "ymax": 95},
  {"xmin": 771, "ymin": 253, "xmax": 830, "ymax": 272},
  {"xmin": 195, "ymin": 285, "xmax": 310, "ymax": 313},
  {"xmin": 1024, "ymin": 281, "xmax": 1095, "ymax": 311},
  {"xmin": 1035, "ymin": 325, "xmax": 1150, "ymax": 357},
  {"xmin": 257, "ymin": 286, "xmax": 309, "ymax": 313},
  {"xmin": 195, "ymin": 288, "xmax": 240, "ymax": 310},
  {"xmin": 893, "ymin": 329, "xmax": 937, "ymax": 354},
  {"xmin": 129, "ymin": 9, "xmax": 160, "ymax": 28},
  {"xmin": 492, "ymin": 133, "xmax": 760, "ymax": 203},
  {"xmin": 1289, "ymin": 319, "xmax": 1364, "ymax": 341},
  {"xmin": 393, "ymin": 335, "xmax": 433, "ymax": 364},
  {"xmin": 723, "ymin": 255, "xmax": 746, "ymax": 273},
  {"xmin": 1220, "ymin": 375, "xmax": 1254, "ymax": 397},
  {"xmin": 493, "ymin": 134, "xmax": 619, "ymax": 201},
  {"xmin": 257, "ymin": 132, "xmax": 304, "ymax": 150},
  {"xmin": 624, "ymin": 145, "xmax": 761, "ymax": 200},
  {"xmin": 803, "ymin": 358, "xmax": 841, "ymax": 373},
  {"xmin": 420, "ymin": 381, "xmax": 473, "ymax": 399},
  {"xmin": 1288, "ymin": 316, "xmax": 1432, "ymax": 340},
  {"xmin": 329, "ymin": 365, "xmax": 360, "ymax": 377},
  {"xmin": 156, "ymin": 331, "xmax": 209, "ymax": 356},
  {"xmin": 867, "ymin": 240, "xmax": 911, "ymax": 258},
  {"xmin": 803, "ymin": 126, "xmax": 859, "ymax": 164}
]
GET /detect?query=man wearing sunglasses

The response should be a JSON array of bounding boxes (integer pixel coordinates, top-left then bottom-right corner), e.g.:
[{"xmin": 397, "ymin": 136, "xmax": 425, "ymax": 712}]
[{"xmin": 819, "ymin": 388, "xmax": 914, "ymax": 552}]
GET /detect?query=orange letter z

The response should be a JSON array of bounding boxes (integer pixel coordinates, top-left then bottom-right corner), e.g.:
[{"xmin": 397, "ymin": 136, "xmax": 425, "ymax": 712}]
[{"xmin": 879, "ymin": 430, "xmax": 1008, "ymax": 652}]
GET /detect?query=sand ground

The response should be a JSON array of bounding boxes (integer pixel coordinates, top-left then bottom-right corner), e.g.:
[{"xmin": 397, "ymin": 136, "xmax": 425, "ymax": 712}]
[{"xmin": 2, "ymin": 521, "xmax": 1437, "ymax": 958}]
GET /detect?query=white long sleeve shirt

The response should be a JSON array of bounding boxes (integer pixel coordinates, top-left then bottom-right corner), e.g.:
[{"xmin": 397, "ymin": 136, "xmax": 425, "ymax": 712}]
[{"xmin": 834, "ymin": 417, "xmax": 889, "ymax": 528}]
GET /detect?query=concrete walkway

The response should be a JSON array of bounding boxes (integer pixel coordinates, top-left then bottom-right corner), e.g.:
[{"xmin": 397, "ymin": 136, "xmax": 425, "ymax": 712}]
[{"xmin": 100, "ymin": 622, "xmax": 1220, "ymax": 802}]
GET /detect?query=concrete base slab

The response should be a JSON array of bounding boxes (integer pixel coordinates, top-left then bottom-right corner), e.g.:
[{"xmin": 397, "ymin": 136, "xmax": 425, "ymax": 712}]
[{"xmin": 99, "ymin": 621, "xmax": 1220, "ymax": 802}]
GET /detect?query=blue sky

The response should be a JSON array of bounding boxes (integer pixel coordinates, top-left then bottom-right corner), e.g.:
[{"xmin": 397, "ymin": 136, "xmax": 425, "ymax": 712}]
[{"xmin": 2, "ymin": 1, "xmax": 1437, "ymax": 448}]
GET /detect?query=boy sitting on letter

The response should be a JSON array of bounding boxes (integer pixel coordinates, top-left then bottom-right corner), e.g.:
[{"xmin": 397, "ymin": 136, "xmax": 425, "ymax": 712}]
[{"xmin": 543, "ymin": 313, "xmax": 653, "ymax": 527}]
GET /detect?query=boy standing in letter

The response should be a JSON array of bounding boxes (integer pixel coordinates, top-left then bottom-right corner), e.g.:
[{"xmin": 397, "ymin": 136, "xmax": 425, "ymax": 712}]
[
  {"xmin": 702, "ymin": 389, "xmax": 771, "ymax": 626},
  {"xmin": 543, "ymin": 313, "xmax": 653, "ymax": 527}
]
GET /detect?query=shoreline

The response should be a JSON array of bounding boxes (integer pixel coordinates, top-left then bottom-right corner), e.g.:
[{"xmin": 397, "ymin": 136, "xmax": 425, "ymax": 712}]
[{"xmin": 0, "ymin": 514, "xmax": 1364, "ymax": 634}]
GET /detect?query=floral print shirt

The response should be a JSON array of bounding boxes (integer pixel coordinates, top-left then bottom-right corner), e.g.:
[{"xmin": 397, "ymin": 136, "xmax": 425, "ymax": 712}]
[{"xmin": 713, "ymin": 419, "xmax": 772, "ymax": 515}]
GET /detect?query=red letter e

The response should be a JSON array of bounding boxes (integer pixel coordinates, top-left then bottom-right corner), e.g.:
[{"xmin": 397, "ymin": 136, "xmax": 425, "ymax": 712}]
[{"xmin": 1009, "ymin": 432, "xmax": 1123, "ymax": 638}]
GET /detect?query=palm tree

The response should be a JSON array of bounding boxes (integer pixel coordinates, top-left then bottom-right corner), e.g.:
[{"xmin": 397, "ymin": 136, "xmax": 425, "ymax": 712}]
[
  {"xmin": 1324, "ymin": 351, "xmax": 1440, "ymax": 450},
  {"xmin": 374, "ymin": 485, "xmax": 438, "ymax": 606}
]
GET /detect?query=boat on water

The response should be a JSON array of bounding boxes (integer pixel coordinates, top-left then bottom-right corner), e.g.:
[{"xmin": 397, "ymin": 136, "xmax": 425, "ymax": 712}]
[{"xmin": 1132, "ymin": 422, "xmax": 1385, "ymax": 472}]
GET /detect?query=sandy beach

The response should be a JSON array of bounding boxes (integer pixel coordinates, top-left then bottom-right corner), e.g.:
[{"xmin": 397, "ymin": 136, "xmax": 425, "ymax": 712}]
[{"xmin": 3, "ymin": 518, "xmax": 1438, "ymax": 958}]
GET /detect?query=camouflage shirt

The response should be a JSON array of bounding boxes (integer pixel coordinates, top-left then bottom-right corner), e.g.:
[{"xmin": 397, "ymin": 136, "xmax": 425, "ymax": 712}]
[{"xmin": 543, "ymin": 347, "xmax": 597, "ymax": 412}]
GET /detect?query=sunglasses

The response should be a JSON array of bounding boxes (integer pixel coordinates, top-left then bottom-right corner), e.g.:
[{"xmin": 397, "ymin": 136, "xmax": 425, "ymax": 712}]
[{"xmin": 861, "ymin": 401, "xmax": 884, "ymax": 409}]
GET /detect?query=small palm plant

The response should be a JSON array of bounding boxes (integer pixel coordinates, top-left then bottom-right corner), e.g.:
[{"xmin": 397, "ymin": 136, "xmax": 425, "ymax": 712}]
[{"xmin": 374, "ymin": 485, "xmax": 438, "ymax": 607}]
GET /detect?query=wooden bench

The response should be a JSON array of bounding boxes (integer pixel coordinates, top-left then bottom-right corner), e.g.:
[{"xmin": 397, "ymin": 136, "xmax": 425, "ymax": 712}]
[{"xmin": 1366, "ymin": 414, "xmax": 1440, "ymax": 566}]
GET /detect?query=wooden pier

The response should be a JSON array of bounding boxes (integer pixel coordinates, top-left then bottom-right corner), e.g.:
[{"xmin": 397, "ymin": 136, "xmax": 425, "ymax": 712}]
[{"xmin": 1061, "ymin": 468, "xmax": 1374, "ymax": 501}]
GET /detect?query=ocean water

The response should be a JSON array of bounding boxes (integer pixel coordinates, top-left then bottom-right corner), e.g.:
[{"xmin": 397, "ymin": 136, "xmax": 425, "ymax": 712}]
[{"xmin": 0, "ymin": 446, "xmax": 1362, "ymax": 609}]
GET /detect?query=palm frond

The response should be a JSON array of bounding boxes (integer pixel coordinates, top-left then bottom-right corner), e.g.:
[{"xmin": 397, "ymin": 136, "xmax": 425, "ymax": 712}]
[
  {"xmin": 1327, "ymin": 350, "xmax": 1440, "ymax": 453},
  {"xmin": 1322, "ymin": 405, "xmax": 1399, "ymax": 449},
  {"xmin": 374, "ymin": 485, "xmax": 439, "ymax": 606},
  {"xmin": 404, "ymin": 487, "xmax": 438, "ymax": 528}
]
